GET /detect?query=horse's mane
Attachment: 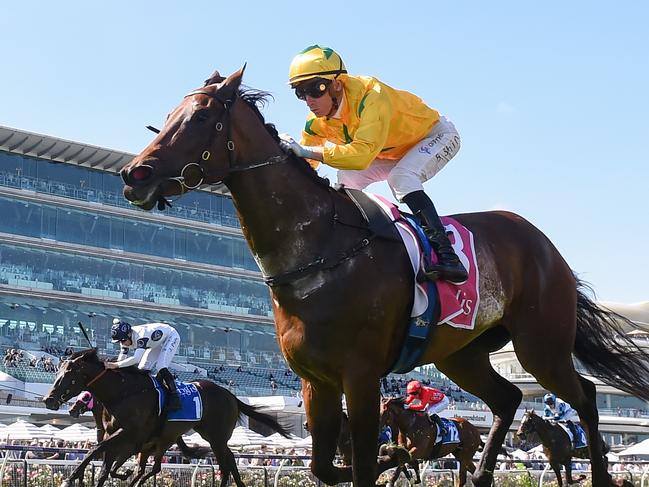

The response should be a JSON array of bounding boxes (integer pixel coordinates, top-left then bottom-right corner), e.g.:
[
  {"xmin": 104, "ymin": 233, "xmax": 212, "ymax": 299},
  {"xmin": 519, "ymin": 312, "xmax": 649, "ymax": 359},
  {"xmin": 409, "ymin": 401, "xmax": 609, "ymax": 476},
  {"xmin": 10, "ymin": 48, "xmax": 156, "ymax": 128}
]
[
  {"xmin": 386, "ymin": 396, "xmax": 406, "ymax": 407},
  {"xmin": 238, "ymin": 86, "xmax": 332, "ymax": 189},
  {"xmin": 69, "ymin": 348, "xmax": 100, "ymax": 361}
]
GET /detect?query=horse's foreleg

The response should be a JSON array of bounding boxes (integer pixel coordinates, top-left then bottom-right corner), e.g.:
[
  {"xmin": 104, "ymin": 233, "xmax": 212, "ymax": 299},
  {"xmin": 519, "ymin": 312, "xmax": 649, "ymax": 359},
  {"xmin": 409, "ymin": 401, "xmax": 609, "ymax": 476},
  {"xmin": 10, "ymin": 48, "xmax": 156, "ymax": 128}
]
[
  {"xmin": 133, "ymin": 453, "xmax": 163, "ymax": 487},
  {"xmin": 343, "ymin": 370, "xmax": 383, "ymax": 487},
  {"xmin": 436, "ymin": 351, "xmax": 521, "ymax": 487},
  {"xmin": 108, "ymin": 451, "xmax": 136, "ymax": 481},
  {"xmin": 126, "ymin": 452, "xmax": 149, "ymax": 487},
  {"xmin": 411, "ymin": 460, "xmax": 422, "ymax": 484},
  {"xmin": 302, "ymin": 379, "xmax": 352, "ymax": 485},
  {"xmin": 550, "ymin": 462, "xmax": 564, "ymax": 487},
  {"xmin": 61, "ymin": 428, "xmax": 127, "ymax": 487}
]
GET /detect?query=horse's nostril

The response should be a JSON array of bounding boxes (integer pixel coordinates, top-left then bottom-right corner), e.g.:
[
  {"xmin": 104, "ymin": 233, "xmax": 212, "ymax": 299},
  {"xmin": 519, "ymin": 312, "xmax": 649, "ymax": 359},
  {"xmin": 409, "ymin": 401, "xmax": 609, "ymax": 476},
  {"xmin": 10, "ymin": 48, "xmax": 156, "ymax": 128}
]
[{"xmin": 131, "ymin": 166, "xmax": 152, "ymax": 182}]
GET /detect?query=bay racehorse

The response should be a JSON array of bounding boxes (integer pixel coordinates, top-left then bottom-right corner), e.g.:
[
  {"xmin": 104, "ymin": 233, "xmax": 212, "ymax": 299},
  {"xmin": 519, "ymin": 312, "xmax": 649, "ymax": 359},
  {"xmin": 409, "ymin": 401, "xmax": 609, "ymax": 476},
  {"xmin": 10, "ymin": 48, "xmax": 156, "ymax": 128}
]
[
  {"xmin": 44, "ymin": 349, "xmax": 289, "ymax": 487},
  {"xmin": 516, "ymin": 409, "xmax": 609, "ymax": 487},
  {"xmin": 380, "ymin": 397, "xmax": 481, "ymax": 486},
  {"xmin": 119, "ymin": 67, "xmax": 649, "ymax": 487}
]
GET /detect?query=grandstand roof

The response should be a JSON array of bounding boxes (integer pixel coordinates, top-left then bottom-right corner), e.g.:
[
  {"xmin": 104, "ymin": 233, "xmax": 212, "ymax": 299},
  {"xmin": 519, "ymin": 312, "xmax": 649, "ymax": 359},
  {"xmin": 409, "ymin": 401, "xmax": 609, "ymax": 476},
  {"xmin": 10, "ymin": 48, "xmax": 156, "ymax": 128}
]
[{"xmin": 0, "ymin": 124, "xmax": 229, "ymax": 195}]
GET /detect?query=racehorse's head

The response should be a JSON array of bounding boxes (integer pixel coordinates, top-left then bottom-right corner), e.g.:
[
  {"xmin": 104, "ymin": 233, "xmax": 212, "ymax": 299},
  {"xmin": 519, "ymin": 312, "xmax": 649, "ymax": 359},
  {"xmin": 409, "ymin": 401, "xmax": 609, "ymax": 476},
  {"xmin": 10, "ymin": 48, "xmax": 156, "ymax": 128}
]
[
  {"xmin": 120, "ymin": 67, "xmax": 284, "ymax": 211},
  {"xmin": 379, "ymin": 396, "xmax": 403, "ymax": 429},
  {"xmin": 516, "ymin": 409, "xmax": 539, "ymax": 442},
  {"xmin": 69, "ymin": 391, "xmax": 94, "ymax": 418},
  {"xmin": 43, "ymin": 349, "xmax": 103, "ymax": 411}
]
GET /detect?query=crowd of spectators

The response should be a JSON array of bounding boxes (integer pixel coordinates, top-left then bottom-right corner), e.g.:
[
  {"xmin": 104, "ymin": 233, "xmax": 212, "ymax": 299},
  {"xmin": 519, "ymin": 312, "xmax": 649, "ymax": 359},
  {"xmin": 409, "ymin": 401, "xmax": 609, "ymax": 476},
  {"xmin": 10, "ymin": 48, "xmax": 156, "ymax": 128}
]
[
  {"xmin": 0, "ymin": 439, "xmax": 94, "ymax": 461},
  {"xmin": 0, "ymin": 262, "xmax": 272, "ymax": 316},
  {"xmin": 3, "ymin": 348, "xmax": 60, "ymax": 373}
]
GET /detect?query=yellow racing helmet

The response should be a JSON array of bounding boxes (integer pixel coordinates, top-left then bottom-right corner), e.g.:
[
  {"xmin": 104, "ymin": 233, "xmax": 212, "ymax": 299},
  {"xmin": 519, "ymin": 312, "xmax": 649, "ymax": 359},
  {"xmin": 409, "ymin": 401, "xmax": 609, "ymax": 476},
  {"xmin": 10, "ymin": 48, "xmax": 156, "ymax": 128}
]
[{"xmin": 288, "ymin": 45, "xmax": 347, "ymax": 86}]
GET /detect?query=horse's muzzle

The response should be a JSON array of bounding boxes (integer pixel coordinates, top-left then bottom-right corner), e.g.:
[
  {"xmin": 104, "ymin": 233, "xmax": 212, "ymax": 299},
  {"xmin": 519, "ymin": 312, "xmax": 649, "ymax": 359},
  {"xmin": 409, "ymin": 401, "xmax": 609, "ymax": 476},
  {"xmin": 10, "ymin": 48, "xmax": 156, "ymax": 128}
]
[{"xmin": 43, "ymin": 396, "xmax": 61, "ymax": 411}]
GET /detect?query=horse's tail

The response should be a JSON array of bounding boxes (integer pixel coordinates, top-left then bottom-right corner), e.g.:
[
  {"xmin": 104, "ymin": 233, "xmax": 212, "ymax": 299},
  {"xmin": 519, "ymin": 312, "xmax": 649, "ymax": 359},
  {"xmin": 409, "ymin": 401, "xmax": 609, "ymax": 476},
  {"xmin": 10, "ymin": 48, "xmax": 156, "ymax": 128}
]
[
  {"xmin": 573, "ymin": 278, "xmax": 649, "ymax": 401},
  {"xmin": 176, "ymin": 436, "xmax": 212, "ymax": 459},
  {"xmin": 236, "ymin": 399, "xmax": 291, "ymax": 437}
]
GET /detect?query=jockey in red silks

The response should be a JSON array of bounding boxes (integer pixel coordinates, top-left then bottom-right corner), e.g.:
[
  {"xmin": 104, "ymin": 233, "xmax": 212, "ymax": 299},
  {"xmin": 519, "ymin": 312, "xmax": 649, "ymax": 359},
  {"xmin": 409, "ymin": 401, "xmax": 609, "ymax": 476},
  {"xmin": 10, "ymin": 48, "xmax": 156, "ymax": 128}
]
[{"xmin": 404, "ymin": 380, "xmax": 450, "ymax": 436}]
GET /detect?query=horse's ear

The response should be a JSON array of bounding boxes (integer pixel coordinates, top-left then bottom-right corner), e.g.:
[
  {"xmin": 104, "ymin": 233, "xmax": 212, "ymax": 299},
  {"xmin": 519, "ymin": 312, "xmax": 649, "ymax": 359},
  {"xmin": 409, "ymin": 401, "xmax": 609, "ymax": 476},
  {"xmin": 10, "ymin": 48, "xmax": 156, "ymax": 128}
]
[
  {"xmin": 204, "ymin": 69, "xmax": 225, "ymax": 86},
  {"xmin": 218, "ymin": 64, "xmax": 246, "ymax": 101}
]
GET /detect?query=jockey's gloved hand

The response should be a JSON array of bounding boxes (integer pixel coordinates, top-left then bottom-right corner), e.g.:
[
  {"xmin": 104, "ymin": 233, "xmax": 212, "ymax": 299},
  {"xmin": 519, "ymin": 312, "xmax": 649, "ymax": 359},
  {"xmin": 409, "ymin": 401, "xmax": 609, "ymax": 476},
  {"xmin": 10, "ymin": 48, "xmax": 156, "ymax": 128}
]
[{"xmin": 278, "ymin": 133, "xmax": 319, "ymax": 160}]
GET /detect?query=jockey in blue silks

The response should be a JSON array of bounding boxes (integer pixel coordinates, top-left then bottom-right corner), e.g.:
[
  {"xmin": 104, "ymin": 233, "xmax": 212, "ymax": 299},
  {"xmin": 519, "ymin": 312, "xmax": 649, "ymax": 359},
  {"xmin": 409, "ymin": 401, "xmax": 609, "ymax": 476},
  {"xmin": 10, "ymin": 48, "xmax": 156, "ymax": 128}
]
[{"xmin": 543, "ymin": 393, "xmax": 580, "ymax": 448}]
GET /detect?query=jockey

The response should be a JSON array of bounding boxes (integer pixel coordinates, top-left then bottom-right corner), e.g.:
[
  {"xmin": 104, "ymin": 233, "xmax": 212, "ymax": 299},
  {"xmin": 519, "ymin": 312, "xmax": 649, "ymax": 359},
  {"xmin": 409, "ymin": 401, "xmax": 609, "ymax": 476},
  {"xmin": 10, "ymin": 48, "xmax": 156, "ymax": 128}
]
[
  {"xmin": 404, "ymin": 380, "xmax": 450, "ymax": 436},
  {"xmin": 107, "ymin": 318, "xmax": 182, "ymax": 411},
  {"xmin": 543, "ymin": 393, "xmax": 580, "ymax": 447},
  {"xmin": 280, "ymin": 45, "xmax": 468, "ymax": 284}
]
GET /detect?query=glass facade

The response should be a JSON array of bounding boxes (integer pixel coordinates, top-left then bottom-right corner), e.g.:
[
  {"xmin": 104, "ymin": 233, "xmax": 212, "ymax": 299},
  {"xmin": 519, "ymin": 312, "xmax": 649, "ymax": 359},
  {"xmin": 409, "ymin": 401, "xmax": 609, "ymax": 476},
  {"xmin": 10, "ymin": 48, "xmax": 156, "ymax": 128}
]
[
  {"xmin": 0, "ymin": 146, "xmax": 283, "ymax": 366},
  {"xmin": 0, "ymin": 150, "xmax": 240, "ymax": 228},
  {"xmin": 0, "ymin": 243, "xmax": 271, "ymax": 316},
  {"xmin": 0, "ymin": 196, "xmax": 257, "ymax": 271}
]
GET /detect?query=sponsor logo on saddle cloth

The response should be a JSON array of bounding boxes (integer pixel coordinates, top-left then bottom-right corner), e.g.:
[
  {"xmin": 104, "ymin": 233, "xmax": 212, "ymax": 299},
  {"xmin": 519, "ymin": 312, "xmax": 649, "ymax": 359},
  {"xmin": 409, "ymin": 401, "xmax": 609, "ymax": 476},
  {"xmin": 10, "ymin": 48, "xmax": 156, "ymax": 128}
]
[
  {"xmin": 152, "ymin": 378, "xmax": 203, "ymax": 422},
  {"xmin": 558, "ymin": 422, "xmax": 588, "ymax": 448},
  {"xmin": 366, "ymin": 194, "xmax": 480, "ymax": 330},
  {"xmin": 437, "ymin": 418, "xmax": 461, "ymax": 445}
]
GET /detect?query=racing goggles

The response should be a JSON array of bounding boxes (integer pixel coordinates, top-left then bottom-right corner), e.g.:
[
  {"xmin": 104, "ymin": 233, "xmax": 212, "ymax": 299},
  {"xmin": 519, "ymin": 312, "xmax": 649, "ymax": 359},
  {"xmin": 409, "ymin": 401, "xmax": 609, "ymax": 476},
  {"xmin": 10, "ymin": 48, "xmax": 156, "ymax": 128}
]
[{"xmin": 294, "ymin": 79, "xmax": 331, "ymax": 100}]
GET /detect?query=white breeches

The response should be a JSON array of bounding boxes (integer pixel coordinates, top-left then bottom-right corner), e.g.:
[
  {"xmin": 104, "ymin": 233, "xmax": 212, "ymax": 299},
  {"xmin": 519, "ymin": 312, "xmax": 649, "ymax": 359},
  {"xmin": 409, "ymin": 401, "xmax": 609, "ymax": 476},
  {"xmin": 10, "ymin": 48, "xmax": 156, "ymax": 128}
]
[
  {"xmin": 560, "ymin": 410, "xmax": 579, "ymax": 423},
  {"xmin": 337, "ymin": 116, "xmax": 461, "ymax": 201},
  {"xmin": 139, "ymin": 330, "xmax": 180, "ymax": 375},
  {"xmin": 425, "ymin": 396, "xmax": 450, "ymax": 416}
]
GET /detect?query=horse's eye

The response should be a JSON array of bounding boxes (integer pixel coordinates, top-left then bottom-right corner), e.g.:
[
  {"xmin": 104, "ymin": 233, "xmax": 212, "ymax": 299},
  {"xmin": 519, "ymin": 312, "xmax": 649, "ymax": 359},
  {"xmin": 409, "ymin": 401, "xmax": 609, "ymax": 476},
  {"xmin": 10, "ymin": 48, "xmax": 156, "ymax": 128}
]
[{"xmin": 194, "ymin": 111, "xmax": 210, "ymax": 123}]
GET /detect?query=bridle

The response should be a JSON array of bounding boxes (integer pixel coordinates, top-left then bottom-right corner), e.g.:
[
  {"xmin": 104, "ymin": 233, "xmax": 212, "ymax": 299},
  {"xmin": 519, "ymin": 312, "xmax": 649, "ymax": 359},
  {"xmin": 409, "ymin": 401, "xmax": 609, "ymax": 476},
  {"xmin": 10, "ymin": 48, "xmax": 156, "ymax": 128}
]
[
  {"xmin": 54, "ymin": 362, "xmax": 108, "ymax": 405},
  {"xmin": 128, "ymin": 83, "xmax": 377, "ymax": 286},
  {"xmin": 517, "ymin": 412, "xmax": 536, "ymax": 440},
  {"xmin": 127, "ymin": 87, "xmax": 289, "ymax": 210}
]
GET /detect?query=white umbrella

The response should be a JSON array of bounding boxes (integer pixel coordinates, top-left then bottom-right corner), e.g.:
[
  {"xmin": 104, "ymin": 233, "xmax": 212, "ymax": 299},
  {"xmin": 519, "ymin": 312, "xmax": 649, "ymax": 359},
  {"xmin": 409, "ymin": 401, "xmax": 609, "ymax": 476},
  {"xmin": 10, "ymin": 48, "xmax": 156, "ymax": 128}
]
[
  {"xmin": 227, "ymin": 426, "xmax": 277, "ymax": 449},
  {"xmin": 1, "ymin": 420, "xmax": 53, "ymax": 440},
  {"xmin": 39, "ymin": 425, "xmax": 61, "ymax": 435},
  {"xmin": 618, "ymin": 439, "xmax": 649, "ymax": 458},
  {"xmin": 510, "ymin": 449, "xmax": 530, "ymax": 460},
  {"xmin": 293, "ymin": 435, "xmax": 312, "ymax": 449},
  {"xmin": 55, "ymin": 424, "xmax": 95, "ymax": 442}
]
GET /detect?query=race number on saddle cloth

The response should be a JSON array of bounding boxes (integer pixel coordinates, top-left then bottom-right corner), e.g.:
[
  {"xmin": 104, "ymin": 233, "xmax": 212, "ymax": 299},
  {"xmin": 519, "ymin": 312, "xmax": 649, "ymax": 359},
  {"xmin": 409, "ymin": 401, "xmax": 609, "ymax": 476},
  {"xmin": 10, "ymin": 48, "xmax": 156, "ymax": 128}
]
[
  {"xmin": 366, "ymin": 193, "xmax": 480, "ymax": 327},
  {"xmin": 152, "ymin": 379, "xmax": 203, "ymax": 421},
  {"xmin": 436, "ymin": 418, "xmax": 461, "ymax": 445}
]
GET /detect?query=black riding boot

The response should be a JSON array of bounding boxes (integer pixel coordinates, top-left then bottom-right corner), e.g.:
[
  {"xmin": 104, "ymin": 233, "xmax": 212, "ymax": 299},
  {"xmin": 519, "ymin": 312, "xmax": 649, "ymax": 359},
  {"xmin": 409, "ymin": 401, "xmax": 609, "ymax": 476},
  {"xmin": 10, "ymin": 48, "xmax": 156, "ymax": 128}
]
[
  {"xmin": 403, "ymin": 191, "xmax": 468, "ymax": 283},
  {"xmin": 430, "ymin": 413, "xmax": 448, "ymax": 437},
  {"xmin": 157, "ymin": 368, "xmax": 181, "ymax": 411}
]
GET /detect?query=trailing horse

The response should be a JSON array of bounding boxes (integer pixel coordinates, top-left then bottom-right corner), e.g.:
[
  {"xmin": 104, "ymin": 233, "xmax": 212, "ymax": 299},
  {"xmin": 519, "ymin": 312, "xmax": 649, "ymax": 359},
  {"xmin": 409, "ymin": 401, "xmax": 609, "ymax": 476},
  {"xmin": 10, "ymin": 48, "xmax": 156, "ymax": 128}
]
[
  {"xmin": 380, "ymin": 397, "xmax": 481, "ymax": 486},
  {"xmin": 516, "ymin": 409, "xmax": 609, "ymax": 487},
  {"xmin": 44, "ymin": 349, "xmax": 289, "ymax": 487},
  {"xmin": 119, "ymin": 67, "xmax": 649, "ymax": 487}
]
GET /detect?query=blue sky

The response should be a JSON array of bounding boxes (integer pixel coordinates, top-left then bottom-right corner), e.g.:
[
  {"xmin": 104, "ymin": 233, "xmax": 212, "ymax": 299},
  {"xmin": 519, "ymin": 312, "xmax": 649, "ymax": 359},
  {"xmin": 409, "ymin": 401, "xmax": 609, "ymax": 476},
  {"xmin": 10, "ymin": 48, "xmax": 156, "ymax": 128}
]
[{"xmin": 1, "ymin": 1, "xmax": 647, "ymax": 302}]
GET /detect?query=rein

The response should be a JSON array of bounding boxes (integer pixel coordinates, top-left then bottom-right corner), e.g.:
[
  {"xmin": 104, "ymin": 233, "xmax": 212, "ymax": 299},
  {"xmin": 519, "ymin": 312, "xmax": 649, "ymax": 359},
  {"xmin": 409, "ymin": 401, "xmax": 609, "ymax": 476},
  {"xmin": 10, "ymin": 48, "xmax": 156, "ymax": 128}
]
[
  {"xmin": 156, "ymin": 88, "xmax": 379, "ymax": 287},
  {"xmin": 87, "ymin": 368, "xmax": 109, "ymax": 387}
]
